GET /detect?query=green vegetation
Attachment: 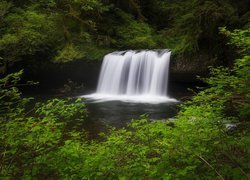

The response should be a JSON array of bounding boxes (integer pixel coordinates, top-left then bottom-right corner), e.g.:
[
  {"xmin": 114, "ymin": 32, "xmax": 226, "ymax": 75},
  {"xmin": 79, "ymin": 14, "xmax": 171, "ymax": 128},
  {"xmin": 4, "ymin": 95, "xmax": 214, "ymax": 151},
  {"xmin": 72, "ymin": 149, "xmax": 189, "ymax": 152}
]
[
  {"xmin": 1, "ymin": 26, "xmax": 249, "ymax": 178},
  {"xmin": 0, "ymin": 0, "xmax": 249, "ymax": 68},
  {"xmin": 0, "ymin": 71, "xmax": 87, "ymax": 178}
]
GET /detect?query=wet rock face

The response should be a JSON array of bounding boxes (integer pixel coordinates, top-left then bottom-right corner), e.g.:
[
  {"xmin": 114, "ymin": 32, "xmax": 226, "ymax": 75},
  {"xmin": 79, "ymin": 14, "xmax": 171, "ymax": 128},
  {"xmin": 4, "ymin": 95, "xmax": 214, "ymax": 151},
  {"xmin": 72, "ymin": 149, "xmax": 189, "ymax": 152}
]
[
  {"xmin": 13, "ymin": 60, "xmax": 102, "ymax": 94},
  {"xmin": 169, "ymin": 52, "xmax": 217, "ymax": 82}
]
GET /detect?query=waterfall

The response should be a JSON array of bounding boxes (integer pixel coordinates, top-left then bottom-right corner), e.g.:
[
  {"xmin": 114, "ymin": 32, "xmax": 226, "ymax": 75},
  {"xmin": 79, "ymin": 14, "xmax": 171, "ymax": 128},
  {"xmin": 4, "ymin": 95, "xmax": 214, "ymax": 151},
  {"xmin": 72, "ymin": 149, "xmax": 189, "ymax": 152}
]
[{"xmin": 84, "ymin": 50, "xmax": 177, "ymax": 103}]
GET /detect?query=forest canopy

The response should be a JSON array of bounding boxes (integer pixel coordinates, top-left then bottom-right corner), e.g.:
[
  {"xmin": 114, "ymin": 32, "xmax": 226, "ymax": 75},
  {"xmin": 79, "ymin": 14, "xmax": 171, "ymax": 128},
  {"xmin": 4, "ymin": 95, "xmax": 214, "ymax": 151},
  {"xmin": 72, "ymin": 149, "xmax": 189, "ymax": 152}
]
[{"xmin": 0, "ymin": 0, "xmax": 249, "ymax": 67}]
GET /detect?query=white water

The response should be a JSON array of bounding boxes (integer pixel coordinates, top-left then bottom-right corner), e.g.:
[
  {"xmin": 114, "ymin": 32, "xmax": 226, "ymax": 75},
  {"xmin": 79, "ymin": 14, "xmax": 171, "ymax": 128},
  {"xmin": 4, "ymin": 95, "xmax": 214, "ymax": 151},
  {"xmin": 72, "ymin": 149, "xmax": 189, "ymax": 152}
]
[{"xmin": 83, "ymin": 50, "xmax": 177, "ymax": 103}]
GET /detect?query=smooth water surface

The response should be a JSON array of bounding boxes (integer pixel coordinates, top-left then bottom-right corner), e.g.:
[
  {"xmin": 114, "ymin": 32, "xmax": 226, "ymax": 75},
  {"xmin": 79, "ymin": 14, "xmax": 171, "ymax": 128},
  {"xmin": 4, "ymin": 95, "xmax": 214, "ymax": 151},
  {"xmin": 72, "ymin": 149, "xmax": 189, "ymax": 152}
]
[{"xmin": 82, "ymin": 99, "xmax": 179, "ymax": 138}]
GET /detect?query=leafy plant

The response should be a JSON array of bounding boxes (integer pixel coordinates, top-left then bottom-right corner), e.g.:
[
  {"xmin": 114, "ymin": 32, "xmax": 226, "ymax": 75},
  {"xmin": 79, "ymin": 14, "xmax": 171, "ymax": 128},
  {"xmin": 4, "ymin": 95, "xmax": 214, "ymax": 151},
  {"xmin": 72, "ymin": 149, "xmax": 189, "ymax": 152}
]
[{"xmin": 0, "ymin": 71, "xmax": 87, "ymax": 178}]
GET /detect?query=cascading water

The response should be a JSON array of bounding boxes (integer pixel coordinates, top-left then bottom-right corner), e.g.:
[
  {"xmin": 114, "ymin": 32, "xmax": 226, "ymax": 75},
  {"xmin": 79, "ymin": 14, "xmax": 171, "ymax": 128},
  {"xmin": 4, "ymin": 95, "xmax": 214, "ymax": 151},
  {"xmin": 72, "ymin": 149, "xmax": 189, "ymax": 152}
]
[{"xmin": 84, "ymin": 50, "xmax": 177, "ymax": 103}]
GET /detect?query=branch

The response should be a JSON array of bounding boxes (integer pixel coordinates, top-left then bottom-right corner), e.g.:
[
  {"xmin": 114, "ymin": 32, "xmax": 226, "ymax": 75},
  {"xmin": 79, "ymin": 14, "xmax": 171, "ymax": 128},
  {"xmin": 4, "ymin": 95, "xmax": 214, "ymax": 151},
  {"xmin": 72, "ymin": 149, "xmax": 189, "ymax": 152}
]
[{"xmin": 196, "ymin": 154, "xmax": 224, "ymax": 180}]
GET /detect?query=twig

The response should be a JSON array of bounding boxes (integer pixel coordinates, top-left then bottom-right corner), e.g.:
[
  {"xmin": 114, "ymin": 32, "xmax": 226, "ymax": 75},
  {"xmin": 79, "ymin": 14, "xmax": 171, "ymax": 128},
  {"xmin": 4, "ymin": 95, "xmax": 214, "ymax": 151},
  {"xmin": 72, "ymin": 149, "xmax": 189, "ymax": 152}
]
[
  {"xmin": 196, "ymin": 154, "xmax": 224, "ymax": 180},
  {"xmin": 223, "ymin": 153, "xmax": 249, "ymax": 178},
  {"xmin": 25, "ymin": 108, "xmax": 35, "ymax": 117}
]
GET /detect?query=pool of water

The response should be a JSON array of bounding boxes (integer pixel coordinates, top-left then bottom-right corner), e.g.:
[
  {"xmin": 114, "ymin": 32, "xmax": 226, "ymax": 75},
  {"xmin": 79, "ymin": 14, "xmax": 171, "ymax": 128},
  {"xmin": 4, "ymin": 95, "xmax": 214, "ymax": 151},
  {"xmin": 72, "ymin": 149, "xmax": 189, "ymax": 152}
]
[
  {"xmin": 23, "ymin": 81, "xmax": 198, "ymax": 138},
  {"xmin": 82, "ymin": 98, "xmax": 179, "ymax": 138}
]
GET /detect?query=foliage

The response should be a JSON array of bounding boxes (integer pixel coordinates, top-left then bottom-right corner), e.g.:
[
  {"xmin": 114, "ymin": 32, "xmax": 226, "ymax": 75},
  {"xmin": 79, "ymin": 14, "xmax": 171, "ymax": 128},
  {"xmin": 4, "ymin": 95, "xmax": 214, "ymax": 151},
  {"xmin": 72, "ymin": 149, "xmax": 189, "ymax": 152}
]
[
  {"xmin": 0, "ymin": 9, "xmax": 59, "ymax": 63},
  {"xmin": 0, "ymin": 0, "xmax": 112, "ymax": 65},
  {"xmin": 220, "ymin": 27, "xmax": 250, "ymax": 54},
  {"xmin": 54, "ymin": 44, "xmax": 85, "ymax": 63},
  {"xmin": 0, "ymin": 0, "xmax": 249, "ymax": 67},
  {"xmin": 219, "ymin": 27, "xmax": 250, "ymax": 116},
  {"xmin": 156, "ymin": 0, "xmax": 238, "ymax": 54},
  {"xmin": 0, "ymin": 71, "xmax": 87, "ymax": 178},
  {"xmin": 116, "ymin": 20, "xmax": 157, "ymax": 49}
]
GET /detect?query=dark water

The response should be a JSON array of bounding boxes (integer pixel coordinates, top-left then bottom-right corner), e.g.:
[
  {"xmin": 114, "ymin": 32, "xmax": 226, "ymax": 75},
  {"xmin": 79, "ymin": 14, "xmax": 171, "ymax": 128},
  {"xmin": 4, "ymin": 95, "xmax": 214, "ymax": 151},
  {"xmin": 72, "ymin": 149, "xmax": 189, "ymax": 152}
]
[
  {"xmin": 78, "ymin": 81, "xmax": 200, "ymax": 137},
  {"xmin": 82, "ymin": 99, "xmax": 179, "ymax": 138}
]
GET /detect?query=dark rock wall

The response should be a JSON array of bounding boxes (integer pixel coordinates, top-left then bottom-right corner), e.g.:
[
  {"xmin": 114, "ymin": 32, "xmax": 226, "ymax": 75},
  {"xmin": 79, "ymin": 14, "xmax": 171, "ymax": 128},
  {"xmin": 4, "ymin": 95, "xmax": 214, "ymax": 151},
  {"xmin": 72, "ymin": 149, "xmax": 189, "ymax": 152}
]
[{"xmin": 170, "ymin": 52, "xmax": 217, "ymax": 82}]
